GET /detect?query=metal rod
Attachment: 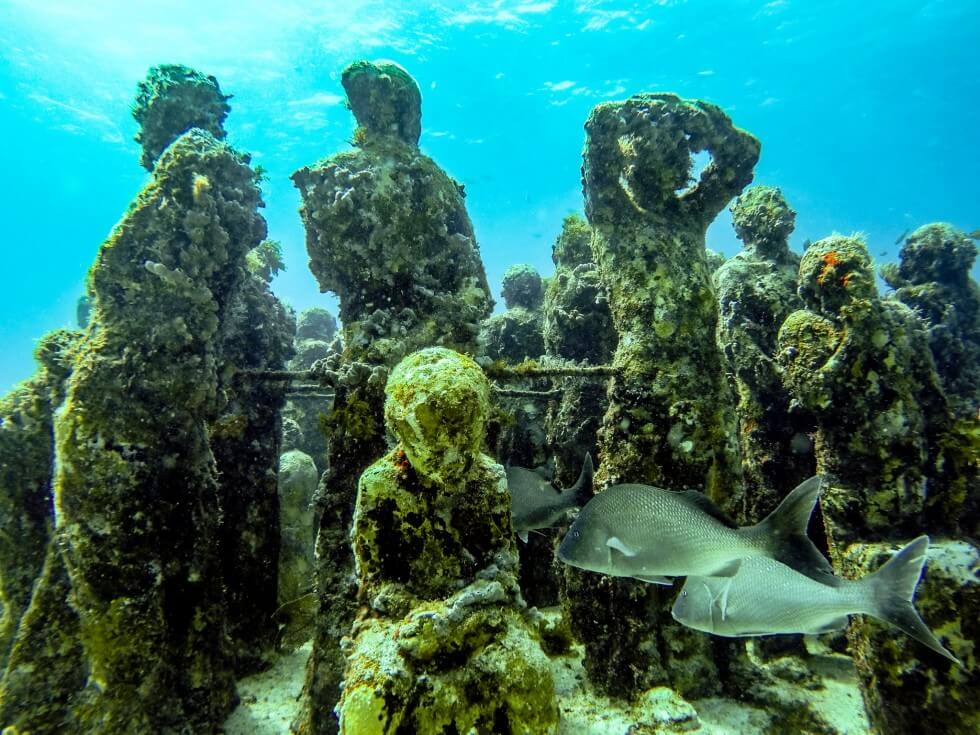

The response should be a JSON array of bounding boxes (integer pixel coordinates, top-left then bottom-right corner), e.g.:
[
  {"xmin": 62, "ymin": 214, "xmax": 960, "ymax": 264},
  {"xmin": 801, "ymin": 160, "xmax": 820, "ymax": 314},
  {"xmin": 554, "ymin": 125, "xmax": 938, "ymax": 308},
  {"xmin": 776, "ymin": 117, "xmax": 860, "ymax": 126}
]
[
  {"xmin": 483, "ymin": 364, "xmax": 617, "ymax": 378},
  {"xmin": 492, "ymin": 387, "xmax": 563, "ymax": 400}
]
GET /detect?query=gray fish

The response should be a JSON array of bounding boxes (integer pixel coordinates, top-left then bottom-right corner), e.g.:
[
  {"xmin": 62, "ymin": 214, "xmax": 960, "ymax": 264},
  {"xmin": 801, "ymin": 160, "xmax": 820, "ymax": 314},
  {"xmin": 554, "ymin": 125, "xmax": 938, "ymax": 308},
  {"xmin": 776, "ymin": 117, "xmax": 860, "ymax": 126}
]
[
  {"xmin": 557, "ymin": 476, "xmax": 833, "ymax": 585},
  {"xmin": 508, "ymin": 454, "xmax": 594, "ymax": 543},
  {"xmin": 671, "ymin": 536, "xmax": 959, "ymax": 664}
]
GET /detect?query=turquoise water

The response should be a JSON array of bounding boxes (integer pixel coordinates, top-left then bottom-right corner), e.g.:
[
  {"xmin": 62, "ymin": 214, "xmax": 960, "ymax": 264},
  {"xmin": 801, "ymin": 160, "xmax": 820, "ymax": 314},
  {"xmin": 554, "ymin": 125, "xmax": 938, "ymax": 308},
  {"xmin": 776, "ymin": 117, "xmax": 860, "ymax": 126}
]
[{"xmin": 0, "ymin": 0, "xmax": 977, "ymax": 391}]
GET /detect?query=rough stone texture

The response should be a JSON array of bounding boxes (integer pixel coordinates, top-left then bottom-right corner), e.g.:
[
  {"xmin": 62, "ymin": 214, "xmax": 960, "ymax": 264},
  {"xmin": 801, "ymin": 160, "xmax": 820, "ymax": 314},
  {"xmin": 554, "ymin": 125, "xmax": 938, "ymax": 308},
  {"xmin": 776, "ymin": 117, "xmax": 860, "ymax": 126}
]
[
  {"xmin": 336, "ymin": 348, "xmax": 558, "ymax": 734},
  {"xmin": 501, "ymin": 263, "xmax": 545, "ymax": 310},
  {"xmin": 277, "ymin": 450, "xmax": 319, "ymax": 606},
  {"xmin": 291, "ymin": 60, "xmax": 492, "ymax": 735},
  {"xmin": 881, "ymin": 223, "xmax": 980, "ymax": 419},
  {"xmin": 713, "ymin": 185, "xmax": 813, "ymax": 523},
  {"xmin": 777, "ymin": 235, "xmax": 963, "ymax": 548},
  {"xmin": 132, "ymin": 63, "xmax": 230, "ymax": 171},
  {"xmin": 840, "ymin": 539, "xmax": 979, "ymax": 735},
  {"xmin": 705, "ymin": 248, "xmax": 726, "ymax": 274},
  {"xmin": 572, "ymin": 92, "xmax": 758, "ymax": 698},
  {"xmin": 211, "ymin": 262, "xmax": 296, "ymax": 674},
  {"xmin": 0, "ymin": 330, "xmax": 79, "ymax": 670}
]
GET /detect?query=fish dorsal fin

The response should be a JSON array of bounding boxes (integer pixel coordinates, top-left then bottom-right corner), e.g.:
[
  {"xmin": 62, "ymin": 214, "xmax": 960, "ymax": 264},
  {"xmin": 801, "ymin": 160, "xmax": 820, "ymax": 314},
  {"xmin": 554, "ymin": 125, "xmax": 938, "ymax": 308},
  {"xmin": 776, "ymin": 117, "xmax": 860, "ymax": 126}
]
[
  {"xmin": 753, "ymin": 476, "xmax": 835, "ymax": 583},
  {"xmin": 606, "ymin": 536, "xmax": 638, "ymax": 557},
  {"xmin": 677, "ymin": 490, "xmax": 738, "ymax": 529},
  {"xmin": 566, "ymin": 453, "xmax": 595, "ymax": 507},
  {"xmin": 631, "ymin": 574, "xmax": 673, "ymax": 586}
]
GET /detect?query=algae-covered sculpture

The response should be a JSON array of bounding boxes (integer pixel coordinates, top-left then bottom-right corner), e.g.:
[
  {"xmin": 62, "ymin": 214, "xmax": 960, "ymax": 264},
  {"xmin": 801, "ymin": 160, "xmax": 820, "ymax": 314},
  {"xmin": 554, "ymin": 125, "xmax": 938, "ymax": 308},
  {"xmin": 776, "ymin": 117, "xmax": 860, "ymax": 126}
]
[
  {"xmin": 778, "ymin": 234, "xmax": 978, "ymax": 733},
  {"xmin": 0, "ymin": 330, "xmax": 79, "ymax": 670},
  {"xmin": 282, "ymin": 306, "xmax": 338, "ymax": 471},
  {"xmin": 0, "ymin": 65, "xmax": 272, "ymax": 734},
  {"xmin": 714, "ymin": 185, "xmax": 812, "ymax": 521},
  {"xmin": 778, "ymin": 235, "xmax": 957, "ymax": 544},
  {"xmin": 132, "ymin": 63, "xmax": 231, "ymax": 171},
  {"xmin": 337, "ymin": 347, "xmax": 558, "ymax": 734},
  {"xmin": 293, "ymin": 59, "xmax": 492, "ymax": 365},
  {"xmin": 481, "ymin": 263, "xmax": 546, "ymax": 362},
  {"xmin": 291, "ymin": 60, "xmax": 493, "ymax": 735},
  {"xmin": 481, "ymin": 263, "xmax": 548, "ymax": 470},
  {"xmin": 881, "ymin": 223, "xmax": 980, "ymax": 418},
  {"xmin": 569, "ymin": 92, "xmax": 759, "ymax": 697},
  {"xmin": 212, "ymin": 245, "xmax": 296, "ymax": 672}
]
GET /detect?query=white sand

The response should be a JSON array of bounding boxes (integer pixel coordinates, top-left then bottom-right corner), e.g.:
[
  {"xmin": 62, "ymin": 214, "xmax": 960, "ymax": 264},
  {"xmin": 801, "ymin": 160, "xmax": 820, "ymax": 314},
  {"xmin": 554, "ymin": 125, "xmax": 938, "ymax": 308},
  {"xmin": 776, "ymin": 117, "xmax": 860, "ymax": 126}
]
[{"xmin": 223, "ymin": 642, "xmax": 312, "ymax": 735}]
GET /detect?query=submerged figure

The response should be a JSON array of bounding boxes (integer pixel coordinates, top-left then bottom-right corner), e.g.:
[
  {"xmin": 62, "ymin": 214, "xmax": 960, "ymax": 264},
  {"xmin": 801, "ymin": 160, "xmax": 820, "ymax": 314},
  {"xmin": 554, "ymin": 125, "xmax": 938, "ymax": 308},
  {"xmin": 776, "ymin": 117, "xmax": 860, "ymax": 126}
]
[
  {"xmin": 338, "ymin": 348, "xmax": 558, "ymax": 734},
  {"xmin": 291, "ymin": 60, "xmax": 494, "ymax": 735},
  {"xmin": 881, "ymin": 223, "xmax": 980, "ymax": 419},
  {"xmin": 569, "ymin": 91, "xmax": 759, "ymax": 697},
  {"xmin": 714, "ymin": 185, "xmax": 812, "ymax": 522}
]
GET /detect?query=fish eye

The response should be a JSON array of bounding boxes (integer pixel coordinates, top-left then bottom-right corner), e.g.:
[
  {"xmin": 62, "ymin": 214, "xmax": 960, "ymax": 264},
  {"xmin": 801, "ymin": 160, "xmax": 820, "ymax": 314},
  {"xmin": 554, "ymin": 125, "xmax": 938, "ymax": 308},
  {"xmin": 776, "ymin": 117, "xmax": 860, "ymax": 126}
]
[
  {"xmin": 572, "ymin": 530, "xmax": 580, "ymax": 539},
  {"xmin": 681, "ymin": 590, "xmax": 688, "ymax": 597}
]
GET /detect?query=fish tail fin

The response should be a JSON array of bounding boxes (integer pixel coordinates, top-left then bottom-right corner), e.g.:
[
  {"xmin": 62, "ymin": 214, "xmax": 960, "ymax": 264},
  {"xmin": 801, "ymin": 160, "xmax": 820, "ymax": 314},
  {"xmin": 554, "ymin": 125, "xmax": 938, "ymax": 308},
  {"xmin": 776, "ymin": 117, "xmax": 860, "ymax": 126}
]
[
  {"xmin": 569, "ymin": 453, "xmax": 594, "ymax": 507},
  {"xmin": 752, "ymin": 476, "xmax": 835, "ymax": 582},
  {"xmin": 863, "ymin": 535, "xmax": 960, "ymax": 665}
]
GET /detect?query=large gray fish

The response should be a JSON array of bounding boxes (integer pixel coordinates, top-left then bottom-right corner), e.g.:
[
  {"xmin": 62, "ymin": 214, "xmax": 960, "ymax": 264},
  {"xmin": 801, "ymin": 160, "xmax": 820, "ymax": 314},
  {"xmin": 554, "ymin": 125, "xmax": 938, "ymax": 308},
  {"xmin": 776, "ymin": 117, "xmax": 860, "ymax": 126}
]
[
  {"xmin": 508, "ymin": 454, "xmax": 594, "ymax": 543},
  {"xmin": 671, "ymin": 535, "xmax": 959, "ymax": 664},
  {"xmin": 557, "ymin": 476, "xmax": 833, "ymax": 585}
]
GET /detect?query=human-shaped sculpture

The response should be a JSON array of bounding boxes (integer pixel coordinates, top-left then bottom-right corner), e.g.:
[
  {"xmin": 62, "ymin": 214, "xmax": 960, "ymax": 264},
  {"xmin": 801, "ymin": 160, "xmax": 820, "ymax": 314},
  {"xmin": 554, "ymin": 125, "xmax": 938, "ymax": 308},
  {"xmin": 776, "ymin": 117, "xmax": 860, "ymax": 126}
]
[
  {"xmin": 714, "ymin": 185, "xmax": 812, "ymax": 521},
  {"xmin": 573, "ymin": 92, "xmax": 759, "ymax": 696},
  {"xmin": 337, "ymin": 348, "xmax": 558, "ymax": 734},
  {"xmin": 291, "ymin": 60, "xmax": 494, "ymax": 734}
]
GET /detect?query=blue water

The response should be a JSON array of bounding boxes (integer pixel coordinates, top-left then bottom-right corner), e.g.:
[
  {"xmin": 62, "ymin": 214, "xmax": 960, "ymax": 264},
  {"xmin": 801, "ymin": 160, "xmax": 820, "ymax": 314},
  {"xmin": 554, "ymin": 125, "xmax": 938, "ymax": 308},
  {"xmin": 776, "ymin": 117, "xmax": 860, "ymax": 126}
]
[{"xmin": 1, "ymin": 0, "xmax": 978, "ymax": 392}]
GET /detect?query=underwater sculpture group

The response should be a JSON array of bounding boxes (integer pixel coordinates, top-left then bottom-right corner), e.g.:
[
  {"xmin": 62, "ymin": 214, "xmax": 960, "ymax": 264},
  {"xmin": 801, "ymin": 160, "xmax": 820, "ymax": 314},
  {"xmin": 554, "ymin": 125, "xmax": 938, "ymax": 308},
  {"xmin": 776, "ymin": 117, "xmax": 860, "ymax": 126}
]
[{"xmin": 0, "ymin": 58, "xmax": 975, "ymax": 735}]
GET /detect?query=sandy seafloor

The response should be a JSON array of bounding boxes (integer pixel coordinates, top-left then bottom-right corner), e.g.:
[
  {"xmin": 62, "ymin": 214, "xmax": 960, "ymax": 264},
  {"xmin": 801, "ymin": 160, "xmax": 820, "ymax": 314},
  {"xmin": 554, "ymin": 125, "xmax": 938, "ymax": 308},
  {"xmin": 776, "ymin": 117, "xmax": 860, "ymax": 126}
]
[{"xmin": 224, "ymin": 610, "xmax": 870, "ymax": 734}]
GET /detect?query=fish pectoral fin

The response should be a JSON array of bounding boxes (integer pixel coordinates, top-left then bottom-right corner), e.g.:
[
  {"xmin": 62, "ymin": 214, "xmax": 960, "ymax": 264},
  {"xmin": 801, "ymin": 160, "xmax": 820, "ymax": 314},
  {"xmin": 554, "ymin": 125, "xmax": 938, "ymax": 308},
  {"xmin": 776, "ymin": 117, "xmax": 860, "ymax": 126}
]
[
  {"xmin": 811, "ymin": 616, "xmax": 850, "ymax": 634},
  {"xmin": 631, "ymin": 574, "xmax": 673, "ymax": 586},
  {"xmin": 606, "ymin": 536, "xmax": 639, "ymax": 557},
  {"xmin": 717, "ymin": 578, "xmax": 733, "ymax": 621},
  {"xmin": 518, "ymin": 531, "xmax": 529, "ymax": 544}
]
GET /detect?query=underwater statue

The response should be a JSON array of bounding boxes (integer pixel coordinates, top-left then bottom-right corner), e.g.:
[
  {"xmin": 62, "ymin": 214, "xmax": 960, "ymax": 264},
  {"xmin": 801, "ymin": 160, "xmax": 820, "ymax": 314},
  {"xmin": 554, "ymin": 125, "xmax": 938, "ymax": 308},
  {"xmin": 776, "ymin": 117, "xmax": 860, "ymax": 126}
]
[
  {"xmin": 542, "ymin": 213, "xmax": 615, "ymax": 487},
  {"xmin": 881, "ymin": 223, "xmax": 980, "ymax": 419},
  {"xmin": 291, "ymin": 59, "xmax": 494, "ymax": 735},
  {"xmin": 778, "ymin": 234, "xmax": 978, "ymax": 734},
  {"xmin": 778, "ymin": 235, "xmax": 958, "ymax": 544},
  {"xmin": 0, "ymin": 64, "xmax": 283, "ymax": 734},
  {"xmin": 714, "ymin": 185, "xmax": 813, "ymax": 522},
  {"xmin": 337, "ymin": 347, "xmax": 558, "ymax": 734},
  {"xmin": 567, "ymin": 91, "xmax": 760, "ymax": 698},
  {"xmin": 0, "ymin": 330, "xmax": 79, "ymax": 671},
  {"xmin": 481, "ymin": 263, "xmax": 546, "ymax": 362}
]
